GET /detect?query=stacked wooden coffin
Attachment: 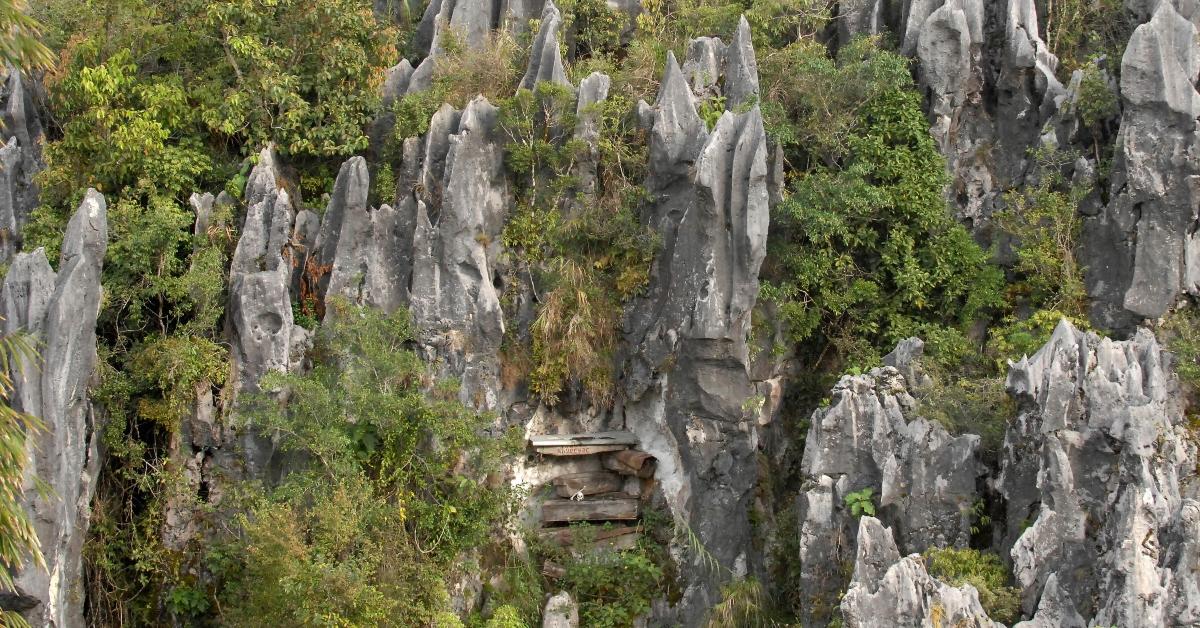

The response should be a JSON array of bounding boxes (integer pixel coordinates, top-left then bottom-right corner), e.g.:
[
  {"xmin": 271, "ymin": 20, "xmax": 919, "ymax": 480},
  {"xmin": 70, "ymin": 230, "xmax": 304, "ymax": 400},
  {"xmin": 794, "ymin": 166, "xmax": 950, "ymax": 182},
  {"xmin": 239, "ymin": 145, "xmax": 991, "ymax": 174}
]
[{"xmin": 528, "ymin": 432, "xmax": 657, "ymax": 566}]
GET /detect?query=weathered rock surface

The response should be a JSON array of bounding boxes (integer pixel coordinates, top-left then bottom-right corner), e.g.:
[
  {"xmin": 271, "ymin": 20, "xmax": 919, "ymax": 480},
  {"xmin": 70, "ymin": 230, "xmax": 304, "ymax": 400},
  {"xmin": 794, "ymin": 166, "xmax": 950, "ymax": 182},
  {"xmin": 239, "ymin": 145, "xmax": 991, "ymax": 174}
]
[
  {"xmin": 229, "ymin": 148, "xmax": 303, "ymax": 396},
  {"xmin": 998, "ymin": 319, "xmax": 1199, "ymax": 625},
  {"xmin": 1084, "ymin": 1, "xmax": 1200, "ymax": 328},
  {"xmin": 618, "ymin": 26, "xmax": 770, "ymax": 625},
  {"xmin": 519, "ymin": 1, "xmax": 570, "ymax": 91},
  {"xmin": 407, "ymin": 96, "xmax": 511, "ymax": 410},
  {"xmin": 795, "ymin": 340, "xmax": 981, "ymax": 626},
  {"xmin": 840, "ymin": 517, "xmax": 1002, "ymax": 628},
  {"xmin": 909, "ymin": 0, "xmax": 1065, "ymax": 233},
  {"xmin": 0, "ymin": 69, "xmax": 44, "ymax": 262},
  {"xmin": 542, "ymin": 591, "xmax": 579, "ymax": 628},
  {"xmin": 2, "ymin": 190, "xmax": 107, "ymax": 627}
]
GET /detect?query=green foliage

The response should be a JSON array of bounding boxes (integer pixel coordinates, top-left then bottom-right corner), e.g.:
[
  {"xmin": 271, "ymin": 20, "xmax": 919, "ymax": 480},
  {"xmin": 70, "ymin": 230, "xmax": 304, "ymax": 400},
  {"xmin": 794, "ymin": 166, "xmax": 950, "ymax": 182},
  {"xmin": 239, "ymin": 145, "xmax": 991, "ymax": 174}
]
[
  {"xmin": 558, "ymin": 0, "xmax": 625, "ymax": 60},
  {"xmin": 916, "ymin": 371, "xmax": 1012, "ymax": 462},
  {"xmin": 0, "ymin": 0, "xmax": 52, "ymax": 72},
  {"xmin": 763, "ymin": 38, "xmax": 1003, "ymax": 371},
  {"xmin": 995, "ymin": 156, "xmax": 1088, "ymax": 320},
  {"xmin": 484, "ymin": 605, "xmax": 528, "ymax": 628},
  {"xmin": 219, "ymin": 301, "xmax": 519, "ymax": 625},
  {"xmin": 843, "ymin": 487, "xmax": 876, "ymax": 518},
  {"xmin": 924, "ymin": 548, "xmax": 1020, "ymax": 624},
  {"xmin": 498, "ymin": 83, "xmax": 658, "ymax": 407},
  {"xmin": 196, "ymin": 0, "xmax": 395, "ymax": 157},
  {"xmin": 1162, "ymin": 308, "xmax": 1200, "ymax": 397},
  {"xmin": 389, "ymin": 31, "xmax": 523, "ymax": 142},
  {"xmin": 559, "ymin": 543, "xmax": 665, "ymax": 627},
  {"xmin": 1042, "ymin": 0, "xmax": 1135, "ymax": 75},
  {"xmin": 698, "ymin": 95, "xmax": 726, "ymax": 130},
  {"xmin": 1076, "ymin": 62, "xmax": 1119, "ymax": 133}
]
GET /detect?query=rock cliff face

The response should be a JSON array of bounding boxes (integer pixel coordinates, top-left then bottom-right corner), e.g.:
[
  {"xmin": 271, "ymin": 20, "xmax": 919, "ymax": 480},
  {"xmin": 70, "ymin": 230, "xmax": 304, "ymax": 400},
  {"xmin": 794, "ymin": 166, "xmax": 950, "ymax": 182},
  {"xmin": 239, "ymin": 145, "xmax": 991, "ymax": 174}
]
[
  {"xmin": 0, "ymin": 70, "xmax": 44, "ymax": 263},
  {"xmin": 12, "ymin": 0, "xmax": 1200, "ymax": 625},
  {"xmin": 999, "ymin": 320, "xmax": 1199, "ymax": 625},
  {"xmin": 794, "ymin": 340, "xmax": 982, "ymax": 625},
  {"xmin": 1084, "ymin": 1, "xmax": 1200, "ymax": 328},
  {"xmin": 616, "ymin": 18, "xmax": 771, "ymax": 623},
  {"xmin": 1, "ymin": 191, "xmax": 107, "ymax": 628}
]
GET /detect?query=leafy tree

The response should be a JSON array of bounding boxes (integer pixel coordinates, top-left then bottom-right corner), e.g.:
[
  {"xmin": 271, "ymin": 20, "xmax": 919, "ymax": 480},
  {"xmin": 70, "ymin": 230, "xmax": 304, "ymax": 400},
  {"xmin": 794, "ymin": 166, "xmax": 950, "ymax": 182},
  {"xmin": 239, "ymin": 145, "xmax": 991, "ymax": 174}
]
[
  {"xmin": 762, "ymin": 39, "xmax": 1003, "ymax": 370},
  {"xmin": 0, "ymin": 0, "xmax": 51, "ymax": 71},
  {"xmin": 195, "ymin": 0, "xmax": 396, "ymax": 159}
]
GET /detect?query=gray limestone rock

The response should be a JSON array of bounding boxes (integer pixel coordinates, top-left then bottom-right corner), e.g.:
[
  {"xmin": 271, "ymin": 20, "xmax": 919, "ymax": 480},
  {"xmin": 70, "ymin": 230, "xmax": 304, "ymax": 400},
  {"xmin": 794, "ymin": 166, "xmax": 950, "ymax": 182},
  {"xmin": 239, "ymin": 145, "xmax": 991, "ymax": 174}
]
[
  {"xmin": 573, "ymin": 72, "xmax": 611, "ymax": 198},
  {"xmin": 542, "ymin": 591, "xmax": 579, "ymax": 628},
  {"xmin": 408, "ymin": 96, "xmax": 510, "ymax": 411},
  {"xmin": 519, "ymin": 1, "xmax": 571, "ymax": 91},
  {"xmin": 840, "ymin": 517, "xmax": 1003, "ymax": 628},
  {"xmin": 997, "ymin": 319, "xmax": 1199, "ymax": 625},
  {"xmin": 1084, "ymin": 1, "xmax": 1200, "ymax": 328},
  {"xmin": 683, "ymin": 37, "xmax": 726, "ymax": 97},
  {"xmin": 324, "ymin": 157, "xmax": 414, "ymax": 315},
  {"xmin": 724, "ymin": 16, "xmax": 759, "ymax": 109},
  {"xmin": 795, "ymin": 355, "xmax": 982, "ymax": 626},
  {"xmin": 1012, "ymin": 574, "xmax": 1087, "ymax": 628},
  {"xmin": 0, "ymin": 70, "xmax": 44, "ymax": 262},
  {"xmin": 619, "ymin": 30, "xmax": 771, "ymax": 625},
  {"xmin": 3, "ymin": 190, "xmax": 107, "ymax": 628},
  {"xmin": 229, "ymin": 148, "xmax": 300, "ymax": 395}
]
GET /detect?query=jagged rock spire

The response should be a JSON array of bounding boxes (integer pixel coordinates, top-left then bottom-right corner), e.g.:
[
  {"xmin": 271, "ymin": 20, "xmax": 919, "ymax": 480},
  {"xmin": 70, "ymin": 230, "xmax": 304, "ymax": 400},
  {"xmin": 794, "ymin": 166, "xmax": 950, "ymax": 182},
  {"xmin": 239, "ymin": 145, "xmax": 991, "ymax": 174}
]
[
  {"xmin": 724, "ymin": 16, "xmax": 759, "ymax": 108},
  {"xmin": 1085, "ymin": 0, "xmax": 1200, "ymax": 327},
  {"xmin": 519, "ymin": 0, "xmax": 571, "ymax": 91},
  {"xmin": 3, "ymin": 190, "xmax": 107, "ymax": 628},
  {"xmin": 840, "ymin": 517, "xmax": 1003, "ymax": 627}
]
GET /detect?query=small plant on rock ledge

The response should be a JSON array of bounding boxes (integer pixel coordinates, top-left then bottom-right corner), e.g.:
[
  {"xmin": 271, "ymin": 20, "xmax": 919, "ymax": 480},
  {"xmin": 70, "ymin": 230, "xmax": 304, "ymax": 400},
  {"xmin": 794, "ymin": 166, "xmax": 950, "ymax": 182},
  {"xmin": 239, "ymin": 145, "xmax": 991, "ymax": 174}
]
[{"xmin": 843, "ymin": 487, "xmax": 876, "ymax": 518}]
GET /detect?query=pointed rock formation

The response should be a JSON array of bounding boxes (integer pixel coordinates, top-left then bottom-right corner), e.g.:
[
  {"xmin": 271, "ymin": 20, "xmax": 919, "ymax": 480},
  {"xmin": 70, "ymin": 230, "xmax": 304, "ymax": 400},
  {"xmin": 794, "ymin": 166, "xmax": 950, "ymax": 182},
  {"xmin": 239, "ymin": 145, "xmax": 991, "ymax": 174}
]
[
  {"xmin": 0, "ymin": 69, "xmax": 45, "ymax": 263},
  {"xmin": 2, "ymin": 190, "xmax": 107, "ymax": 628},
  {"xmin": 325, "ymin": 158, "xmax": 414, "ymax": 314},
  {"xmin": 619, "ymin": 24, "xmax": 771, "ymax": 624},
  {"xmin": 998, "ymin": 319, "xmax": 1199, "ymax": 624},
  {"xmin": 795, "ymin": 339, "xmax": 982, "ymax": 625},
  {"xmin": 519, "ymin": 0, "xmax": 571, "ymax": 91},
  {"xmin": 1085, "ymin": 1, "xmax": 1200, "ymax": 328},
  {"xmin": 572, "ymin": 72, "xmax": 612, "ymax": 198},
  {"xmin": 840, "ymin": 517, "xmax": 1003, "ymax": 628},
  {"xmin": 724, "ymin": 17, "xmax": 760, "ymax": 108},
  {"xmin": 229, "ymin": 148, "xmax": 303, "ymax": 396}
]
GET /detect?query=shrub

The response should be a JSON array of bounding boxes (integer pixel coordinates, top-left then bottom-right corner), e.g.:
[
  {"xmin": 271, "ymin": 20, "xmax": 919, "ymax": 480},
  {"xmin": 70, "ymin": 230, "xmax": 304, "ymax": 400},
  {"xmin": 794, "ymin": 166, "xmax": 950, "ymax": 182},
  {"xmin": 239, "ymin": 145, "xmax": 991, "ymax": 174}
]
[
  {"xmin": 1161, "ymin": 308, "xmax": 1200, "ymax": 397},
  {"xmin": 994, "ymin": 153, "xmax": 1088, "ymax": 320},
  {"xmin": 916, "ymin": 372, "xmax": 1012, "ymax": 462},
  {"xmin": 217, "ymin": 301, "xmax": 520, "ymax": 625},
  {"xmin": 924, "ymin": 548, "xmax": 1020, "ymax": 624},
  {"xmin": 498, "ymin": 83, "xmax": 658, "ymax": 407},
  {"xmin": 763, "ymin": 37, "xmax": 1003, "ymax": 371},
  {"xmin": 559, "ymin": 544, "xmax": 665, "ymax": 627}
]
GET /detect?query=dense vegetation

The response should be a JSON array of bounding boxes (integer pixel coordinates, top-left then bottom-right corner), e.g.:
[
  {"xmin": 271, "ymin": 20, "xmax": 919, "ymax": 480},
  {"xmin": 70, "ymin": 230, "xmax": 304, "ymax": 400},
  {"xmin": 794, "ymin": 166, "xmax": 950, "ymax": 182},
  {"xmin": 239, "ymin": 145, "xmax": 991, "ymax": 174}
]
[{"xmin": 5, "ymin": 0, "xmax": 1137, "ymax": 624}]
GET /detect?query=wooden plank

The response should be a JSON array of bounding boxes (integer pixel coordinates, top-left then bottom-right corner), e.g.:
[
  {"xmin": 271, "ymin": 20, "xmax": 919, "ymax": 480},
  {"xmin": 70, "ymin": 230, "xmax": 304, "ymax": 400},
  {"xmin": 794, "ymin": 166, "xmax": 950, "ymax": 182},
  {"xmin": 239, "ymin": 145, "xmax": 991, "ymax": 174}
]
[
  {"xmin": 602, "ymin": 450, "xmax": 657, "ymax": 478},
  {"xmin": 552, "ymin": 472, "xmax": 623, "ymax": 498},
  {"xmin": 542, "ymin": 495, "xmax": 639, "ymax": 523},
  {"xmin": 529, "ymin": 431, "xmax": 639, "ymax": 448},
  {"xmin": 537, "ymin": 444, "xmax": 628, "ymax": 457},
  {"xmin": 538, "ymin": 525, "xmax": 640, "ymax": 547}
]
